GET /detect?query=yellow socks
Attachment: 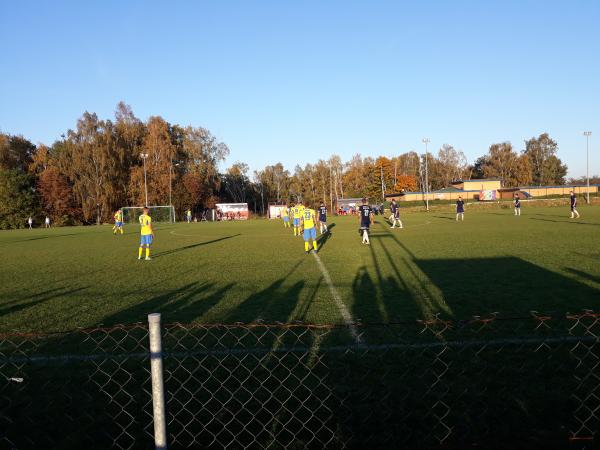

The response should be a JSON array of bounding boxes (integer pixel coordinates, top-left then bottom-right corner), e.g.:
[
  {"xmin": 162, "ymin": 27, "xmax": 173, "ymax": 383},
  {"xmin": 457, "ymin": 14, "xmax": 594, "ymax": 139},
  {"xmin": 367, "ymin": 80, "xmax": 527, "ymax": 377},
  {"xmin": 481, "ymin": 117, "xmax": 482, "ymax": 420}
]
[
  {"xmin": 303, "ymin": 241, "xmax": 317, "ymax": 252},
  {"xmin": 138, "ymin": 247, "xmax": 143, "ymax": 258},
  {"xmin": 146, "ymin": 248, "xmax": 150, "ymax": 258}
]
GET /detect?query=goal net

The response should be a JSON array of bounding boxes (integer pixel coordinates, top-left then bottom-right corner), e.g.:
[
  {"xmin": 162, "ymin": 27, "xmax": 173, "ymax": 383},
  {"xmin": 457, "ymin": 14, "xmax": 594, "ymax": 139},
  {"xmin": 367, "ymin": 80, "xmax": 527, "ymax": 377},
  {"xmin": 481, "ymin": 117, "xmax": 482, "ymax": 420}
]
[{"xmin": 121, "ymin": 206, "xmax": 176, "ymax": 224}]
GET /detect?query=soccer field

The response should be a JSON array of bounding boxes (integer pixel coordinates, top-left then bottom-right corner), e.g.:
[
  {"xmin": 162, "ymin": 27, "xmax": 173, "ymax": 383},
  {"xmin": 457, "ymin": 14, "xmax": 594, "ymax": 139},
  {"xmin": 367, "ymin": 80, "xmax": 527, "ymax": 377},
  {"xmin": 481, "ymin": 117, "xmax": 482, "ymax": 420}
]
[{"xmin": 1, "ymin": 205, "xmax": 599, "ymax": 333}]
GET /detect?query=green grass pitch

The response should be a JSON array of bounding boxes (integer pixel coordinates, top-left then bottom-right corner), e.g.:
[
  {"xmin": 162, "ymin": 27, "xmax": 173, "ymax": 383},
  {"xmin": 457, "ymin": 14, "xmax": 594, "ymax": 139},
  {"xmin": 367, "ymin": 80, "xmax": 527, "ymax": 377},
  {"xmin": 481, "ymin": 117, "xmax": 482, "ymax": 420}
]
[{"xmin": 1, "ymin": 205, "xmax": 599, "ymax": 333}]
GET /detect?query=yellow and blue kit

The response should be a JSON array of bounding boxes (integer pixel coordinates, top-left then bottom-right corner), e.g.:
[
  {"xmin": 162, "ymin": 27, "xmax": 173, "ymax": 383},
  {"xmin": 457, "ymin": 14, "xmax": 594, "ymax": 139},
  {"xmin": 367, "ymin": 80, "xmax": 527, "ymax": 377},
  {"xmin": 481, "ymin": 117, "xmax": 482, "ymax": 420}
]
[
  {"xmin": 139, "ymin": 214, "xmax": 153, "ymax": 245},
  {"xmin": 292, "ymin": 205, "xmax": 304, "ymax": 226},
  {"xmin": 302, "ymin": 208, "xmax": 318, "ymax": 252},
  {"xmin": 282, "ymin": 207, "xmax": 290, "ymax": 226}
]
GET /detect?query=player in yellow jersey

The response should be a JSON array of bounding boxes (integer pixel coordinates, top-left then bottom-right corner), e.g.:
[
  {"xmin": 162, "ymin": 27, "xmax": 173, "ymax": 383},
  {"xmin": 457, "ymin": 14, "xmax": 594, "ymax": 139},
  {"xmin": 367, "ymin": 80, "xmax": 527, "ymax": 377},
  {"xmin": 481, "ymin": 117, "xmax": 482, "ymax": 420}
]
[
  {"xmin": 112, "ymin": 209, "xmax": 124, "ymax": 235},
  {"xmin": 138, "ymin": 207, "xmax": 154, "ymax": 260},
  {"xmin": 302, "ymin": 206, "xmax": 318, "ymax": 253},
  {"xmin": 292, "ymin": 203, "xmax": 305, "ymax": 236},
  {"xmin": 281, "ymin": 203, "xmax": 290, "ymax": 228}
]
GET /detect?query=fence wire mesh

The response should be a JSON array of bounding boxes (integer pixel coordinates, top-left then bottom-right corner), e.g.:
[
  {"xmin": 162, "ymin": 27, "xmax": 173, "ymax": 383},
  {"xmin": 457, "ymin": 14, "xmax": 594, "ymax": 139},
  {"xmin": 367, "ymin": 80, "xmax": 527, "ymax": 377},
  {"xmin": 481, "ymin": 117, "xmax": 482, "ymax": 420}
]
[{"xmin": 1, "ymin": 311, "xmax": 600, "ymax": 449}]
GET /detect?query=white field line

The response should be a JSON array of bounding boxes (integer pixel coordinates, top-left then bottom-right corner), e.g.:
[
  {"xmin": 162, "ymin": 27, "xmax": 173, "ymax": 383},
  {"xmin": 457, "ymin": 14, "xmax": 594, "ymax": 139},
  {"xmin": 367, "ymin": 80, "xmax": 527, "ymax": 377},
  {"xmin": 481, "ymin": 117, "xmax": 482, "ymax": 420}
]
[{"xmin": 311, "ymin": 252, "xmax": 362, "ymax": 344}]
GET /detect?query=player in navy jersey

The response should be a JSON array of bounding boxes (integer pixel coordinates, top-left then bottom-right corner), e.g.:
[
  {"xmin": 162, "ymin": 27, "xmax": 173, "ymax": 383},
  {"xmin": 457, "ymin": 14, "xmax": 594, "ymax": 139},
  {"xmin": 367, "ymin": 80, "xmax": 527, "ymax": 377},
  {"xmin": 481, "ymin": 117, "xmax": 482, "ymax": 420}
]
[
  {"xmin": 570, "ymin": 191, "xmax": 580, "ymax": 218},
  {"xmin": 514, "ymin": 194, "xmax": 521, "ymax": 216},
  {"xmin": 456, "ymin": 196, "xmax": 465, "ymax": 221},
  {"xmin": 317, "ymin": 202, "xmax": 328, "ymax": 234},
  {"xmin": 389, "ymin": 200, "xmax": 397, "ymax": 225},
  {"xmin": 358, "ymin": 198, "xmax": 374, "ymax": 244},
  {"xmin": 390, "ymin": 200, "xmax": 403, "ymax": 229}
]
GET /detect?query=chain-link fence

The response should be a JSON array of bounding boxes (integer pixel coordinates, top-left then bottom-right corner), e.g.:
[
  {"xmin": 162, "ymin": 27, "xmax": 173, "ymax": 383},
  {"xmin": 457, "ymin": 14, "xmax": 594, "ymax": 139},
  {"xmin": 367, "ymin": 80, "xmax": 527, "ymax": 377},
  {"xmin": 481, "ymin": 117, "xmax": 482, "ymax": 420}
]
[{"xmin": 2, "ymin": 311, "xmax": 600, "ymax": 449}]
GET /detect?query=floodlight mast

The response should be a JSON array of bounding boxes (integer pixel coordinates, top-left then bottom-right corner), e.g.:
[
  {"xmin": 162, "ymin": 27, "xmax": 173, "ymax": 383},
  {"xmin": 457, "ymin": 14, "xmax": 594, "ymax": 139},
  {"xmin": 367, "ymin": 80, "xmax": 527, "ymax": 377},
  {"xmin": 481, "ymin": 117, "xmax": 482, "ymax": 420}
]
[
  {"xmin": 584, "ymin": 131, "xmax": 592, "ymax": 204},
  {"xmin": 422, "ymin": 138, "xmax": 430, "ymax": 211},
  {"xmin": 169, "ymin": 161, "xmax": 180, "ymax": 222},
  {"xmin": 140, "ymin": 153, "xmax": 149, "ymax": 206}
]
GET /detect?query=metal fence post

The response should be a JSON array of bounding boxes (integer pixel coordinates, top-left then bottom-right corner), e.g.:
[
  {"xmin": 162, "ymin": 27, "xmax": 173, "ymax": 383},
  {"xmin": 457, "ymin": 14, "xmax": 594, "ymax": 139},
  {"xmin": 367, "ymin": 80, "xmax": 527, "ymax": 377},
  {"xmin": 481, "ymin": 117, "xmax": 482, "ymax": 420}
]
[{"xmin": 148, "ymin": 313, "xmax": 168, "ymax": 450}]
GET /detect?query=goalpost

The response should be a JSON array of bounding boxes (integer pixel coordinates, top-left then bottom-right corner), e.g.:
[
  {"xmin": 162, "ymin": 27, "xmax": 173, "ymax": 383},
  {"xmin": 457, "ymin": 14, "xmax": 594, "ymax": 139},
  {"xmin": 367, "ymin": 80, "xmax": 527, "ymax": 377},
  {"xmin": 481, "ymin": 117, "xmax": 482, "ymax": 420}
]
[{"xmin": 121, "ymin": 206, "xmax": 176, "ymax": 224}]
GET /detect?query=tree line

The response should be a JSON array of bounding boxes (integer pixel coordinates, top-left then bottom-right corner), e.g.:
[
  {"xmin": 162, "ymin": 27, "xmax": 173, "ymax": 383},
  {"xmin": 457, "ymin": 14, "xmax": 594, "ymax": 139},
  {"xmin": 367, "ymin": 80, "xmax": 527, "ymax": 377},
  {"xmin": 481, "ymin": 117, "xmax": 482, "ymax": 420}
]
[{"xmin": 0, "ymin": 102, "xmax": 576, "ymax": 228}]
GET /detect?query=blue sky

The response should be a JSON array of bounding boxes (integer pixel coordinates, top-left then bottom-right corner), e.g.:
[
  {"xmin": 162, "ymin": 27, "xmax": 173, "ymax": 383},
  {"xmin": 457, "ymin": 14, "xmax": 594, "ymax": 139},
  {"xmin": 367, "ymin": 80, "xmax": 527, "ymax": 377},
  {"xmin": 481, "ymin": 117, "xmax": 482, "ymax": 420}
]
[{"xmin": 1, "ymin": 0, "xmax": 599, "ymax": 177}]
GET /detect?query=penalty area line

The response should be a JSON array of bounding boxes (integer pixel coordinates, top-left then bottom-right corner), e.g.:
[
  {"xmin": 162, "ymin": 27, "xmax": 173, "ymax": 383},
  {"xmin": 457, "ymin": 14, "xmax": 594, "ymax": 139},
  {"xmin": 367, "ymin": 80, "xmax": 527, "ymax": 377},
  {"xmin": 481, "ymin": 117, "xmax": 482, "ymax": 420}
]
[{"xmin": 311, "ymin": 252, "xmax": 362, "ymax": 344}]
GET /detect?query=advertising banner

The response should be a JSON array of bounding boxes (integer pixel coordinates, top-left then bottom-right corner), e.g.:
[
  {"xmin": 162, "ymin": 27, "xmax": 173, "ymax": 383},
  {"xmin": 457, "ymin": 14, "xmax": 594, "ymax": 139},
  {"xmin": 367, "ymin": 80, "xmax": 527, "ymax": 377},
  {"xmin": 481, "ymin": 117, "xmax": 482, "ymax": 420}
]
[
  {"xmin": 215, "ymin": 203, "xmax": 249, "ymax": 220},
  {"xmin": 479, "ymin": 190, "xmax": 497, "ymax": 201},
  {"xmin": 268, "ymin": 204, "xmax": 287, "ymax": 219}
]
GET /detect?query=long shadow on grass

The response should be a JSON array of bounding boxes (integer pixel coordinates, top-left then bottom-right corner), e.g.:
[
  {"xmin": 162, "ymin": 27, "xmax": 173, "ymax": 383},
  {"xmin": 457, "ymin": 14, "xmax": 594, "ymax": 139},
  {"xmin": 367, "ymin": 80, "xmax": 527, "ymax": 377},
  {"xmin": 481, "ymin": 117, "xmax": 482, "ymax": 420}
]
[
  {"xmin": 223, "ymin": 262, "xmax": 305, "ymax": 323},
  {"xmin": 529, "ymin": 217, "xmax": 600, "ymax": 226},
  {"xmin": 0, "ymin": 287, "xmax": 89, "ymax": 318},
  {"xmin": 100, "ymin": 281, "xmax": 235, "ymax": 325},
  {"xmin": 412, "ymin": 257, "xmax": 600, "ymax": 316},
  {"xmin": 369, "ymin": 222, "xmax": 600, "ymax": 317},
  {"xmin": 565, "ymin": 267, "xmax": 600, "ymax": 285},
  {"xmin": 351, "ymin": 265, "xmax": 419, "ymax": 324},
  {"xmin": 1, "ymin": 232, "xmax": 80, "ymax": 245},
  {"xmin": 316, "ymin": 223, "xmax": 335, "ymax": 253},
  {"xmin": 153, "ymin": 234, "xmax": 241, "ymax": 258},
  {"xmin": 359, "ymin": 227, "xmax": 451, "ymax": 322}
]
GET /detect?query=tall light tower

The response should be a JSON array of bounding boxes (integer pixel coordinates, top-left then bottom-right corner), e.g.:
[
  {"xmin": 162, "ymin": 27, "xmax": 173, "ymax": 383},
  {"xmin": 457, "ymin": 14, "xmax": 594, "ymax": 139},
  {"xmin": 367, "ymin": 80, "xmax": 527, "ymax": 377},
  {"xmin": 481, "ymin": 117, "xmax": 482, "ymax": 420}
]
[
  {"xmin": 140, "ymin": 153, "xmax": 149, "ymax": 206},
  {"xmin": 169, "ymin": 161, "xmax": 180, "ymax": 222},
  {"xmin": 584, "ymin": 131, "xmax": 592, "ymax": 204},
  {"xmin": 422, "ymin": 138, "xmax": 430, "ymax": 211},
  {"xmin": 169, "ymin": 161, "xmax": 179, "ymax": 207}
]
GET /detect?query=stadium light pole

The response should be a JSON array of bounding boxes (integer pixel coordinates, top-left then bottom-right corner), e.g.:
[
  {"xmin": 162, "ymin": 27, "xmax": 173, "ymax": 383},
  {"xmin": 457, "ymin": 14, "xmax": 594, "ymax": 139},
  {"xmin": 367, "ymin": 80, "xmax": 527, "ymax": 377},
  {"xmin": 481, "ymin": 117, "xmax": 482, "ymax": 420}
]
[
  {"xmin": 169, "ymin": 162, "xmax": 180, "ymax": 207},
  {"xmin": 584, "ymin": 131, "xmax": 592, "ymax": 204},
  {"xmin": 422, "ymin": 138, "xmax": 430, "ymax": 211},
  {"xmin": 169, "ymin": 162, "xmax": 180, "ymax": 222},
  {"xmin": 140, "ymin": 153, "xmax": 149, "ymax": 206}
]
